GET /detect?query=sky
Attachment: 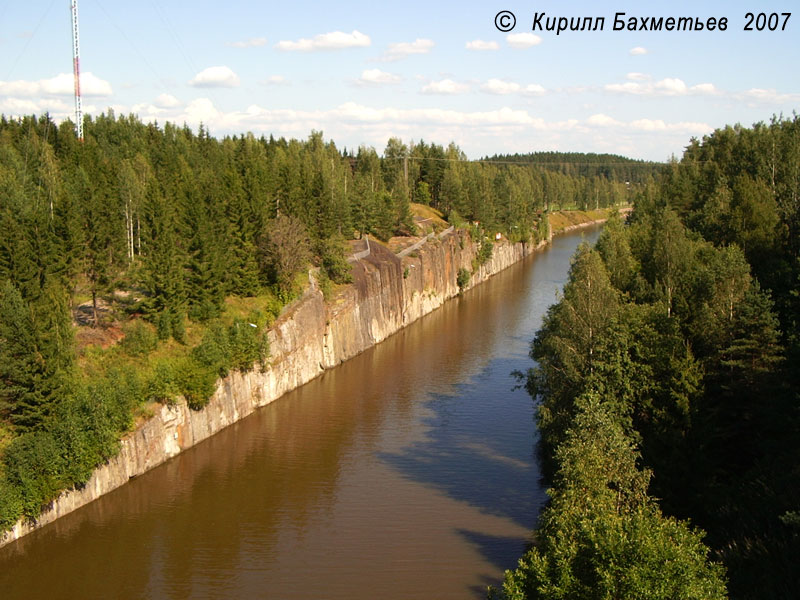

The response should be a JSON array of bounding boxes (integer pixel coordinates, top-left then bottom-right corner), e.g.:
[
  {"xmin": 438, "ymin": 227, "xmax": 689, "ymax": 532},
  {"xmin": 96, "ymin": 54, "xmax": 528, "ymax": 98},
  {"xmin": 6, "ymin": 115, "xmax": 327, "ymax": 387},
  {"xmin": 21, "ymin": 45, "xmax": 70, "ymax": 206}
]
[{"xmin": 1, "ymin": 0, "xmax": 798, "ymax": 161}]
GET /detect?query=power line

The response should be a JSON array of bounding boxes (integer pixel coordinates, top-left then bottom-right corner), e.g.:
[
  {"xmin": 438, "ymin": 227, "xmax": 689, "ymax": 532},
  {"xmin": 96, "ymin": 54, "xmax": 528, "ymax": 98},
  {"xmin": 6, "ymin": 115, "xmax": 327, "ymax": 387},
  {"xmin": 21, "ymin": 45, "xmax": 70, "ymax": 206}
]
[
  {"xmin": 2, "ymin": 0, "xmax": 58, "ymax": 82},
  {"xmin": 377, "ymin": 155, "xmax": 667, "ymax": 167}
]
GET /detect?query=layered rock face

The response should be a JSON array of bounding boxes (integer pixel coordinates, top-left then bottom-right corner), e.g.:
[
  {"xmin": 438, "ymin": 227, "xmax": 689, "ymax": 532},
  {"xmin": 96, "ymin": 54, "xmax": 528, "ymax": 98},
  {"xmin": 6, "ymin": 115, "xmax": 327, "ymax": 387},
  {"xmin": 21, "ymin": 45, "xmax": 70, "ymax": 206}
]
[{"xmin": 2, "ymin": 229, "xmax": 541, "ymax": 547}]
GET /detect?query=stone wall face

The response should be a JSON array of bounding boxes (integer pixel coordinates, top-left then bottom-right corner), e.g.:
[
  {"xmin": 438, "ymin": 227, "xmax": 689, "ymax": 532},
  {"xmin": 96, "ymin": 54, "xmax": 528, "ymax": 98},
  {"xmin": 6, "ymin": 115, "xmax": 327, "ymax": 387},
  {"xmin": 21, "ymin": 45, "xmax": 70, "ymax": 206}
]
[{"xmin": 0, "ymin": 228, "xmax": 552, "ymax": 548}]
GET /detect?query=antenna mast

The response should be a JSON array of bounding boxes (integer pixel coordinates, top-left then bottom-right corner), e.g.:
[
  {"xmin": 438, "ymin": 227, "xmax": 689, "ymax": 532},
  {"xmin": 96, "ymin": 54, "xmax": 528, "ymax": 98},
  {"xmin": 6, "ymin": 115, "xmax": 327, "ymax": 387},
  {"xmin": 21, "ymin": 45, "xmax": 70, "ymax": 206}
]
[{"xmin": 70, "ymin": 0, "xmax": 83, "ymax": 141}]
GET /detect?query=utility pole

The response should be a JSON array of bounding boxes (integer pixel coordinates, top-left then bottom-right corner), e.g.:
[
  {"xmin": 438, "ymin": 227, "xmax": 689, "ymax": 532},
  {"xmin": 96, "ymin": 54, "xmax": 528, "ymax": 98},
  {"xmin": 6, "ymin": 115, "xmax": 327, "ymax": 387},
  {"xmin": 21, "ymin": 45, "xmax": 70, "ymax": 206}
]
[{"xmin": 70, "ymin": 0, "xmax": 83, "ymax": 141}]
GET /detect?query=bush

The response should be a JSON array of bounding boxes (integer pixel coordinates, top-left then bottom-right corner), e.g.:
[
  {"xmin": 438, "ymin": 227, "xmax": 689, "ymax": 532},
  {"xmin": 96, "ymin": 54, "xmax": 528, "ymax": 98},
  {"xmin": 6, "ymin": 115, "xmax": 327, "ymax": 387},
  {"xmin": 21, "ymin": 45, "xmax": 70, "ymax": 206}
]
[
  {"xmin": 175, "ymin": 357, "xmax": 218, "ymax": 410},
  {"xmin": 147, "ymin": 358, "xmax": 181, "ymax": 404},
  {"xmin": 120, "ymin": 320, "xmax": 157, "ymax": 356},
  {"xmin": 457, "ymin": 267, "xmax": 471, "ymax": 292},
  {"xmin": 0, "ymin": 475, "xmax": 23, "ymax": 530},
  {"xmin": 191, "ymin": 321, "xmax": 231, "ymax": 377},
  {"xmin": 3, "ymin": 431, "xmax": 65, "ymax": 519},
  {"xmin": 319, "ymin": 234, "xmax": 353, "ymax": 284},
  {"xmin": 228, "ymin": 319, "xmax": 264, "ymax": 372},
  {"xmin": 477, "ymin": 238, "xmax": 494, "ymax": 266}
]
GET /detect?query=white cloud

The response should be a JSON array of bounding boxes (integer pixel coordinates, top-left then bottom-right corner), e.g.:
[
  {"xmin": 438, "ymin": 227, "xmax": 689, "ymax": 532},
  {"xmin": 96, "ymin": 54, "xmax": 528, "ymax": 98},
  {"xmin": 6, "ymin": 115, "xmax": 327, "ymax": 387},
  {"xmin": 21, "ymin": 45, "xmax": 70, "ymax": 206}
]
[
  {"xmin": 162, "ymin": 100, "xmax": 708, "ymax": 150},
  {"xmin": 0, "ymin": 72, "xmax": 113, "ymax": 97},
  {"xmin": 154, "ymin": 93, "xmax": 181, "ymax": 108},
  {"xmin": 626, "ymin": 72, "xmax": 650, "ymax": 81},
  {"xmin": 131, "ymin": 102, "xmax": 168, "ymax": 117},
  {"xmin": 691, "ymin": 83, "xmax": 718, "ymax": 95},
  {"xmin": 605, "ymin": 78, "xmax": 718, "ymax": 97},
  {"xmin": 184, "ymin": 98, "xmax": 222, "ymax": 124},
  {"xmin": 523, "ymin": 83, "xmax": 546, "ymax": 96},
  {"xmin": 481, "ymin": 79, "xmax": 546, "ymax": 96},
  {"xmin": 466, "ymin": 40, "xmax": 499, "ymax": 51},
  {"xmin": 0, "ymin": 97, "xmax": 61, "ymax": 114},
  {"xmin": 506, "ymin": 33, "xmax": 542, "ymax": 49},
  {"xmin": 380, "ymin": 38, "xmax": 434, "ymax": 61},
  {"xmin": 630, "ymin": 46, "xmax": 648, "ymax": 55},
  {"xmin": 583, "ymin": 115, "xmax": 710, "ymax": 137},
  {"xmin": 358, "ymin": 69, "xmax": 401, "ymax": 85},
  {"xmin": 630, "ymin": 119, "xmax": 712, "ymax": 135},
  {"xmin": 587, "ymin": 113, "xmax": 623, "ymax": 127},
  {"xmin": 275, "ymin": 30, "xmax": 370, "ymax": 51},
  {"xmin": 264, "ymin": 75, "xmax": 288, "ymax": 85},
  {"xmin": 481, "ymin": 79, "xmax": 520, "ymax": 95},
  {"xmin": 655, "ymin": 78, "xmax": 688, "ymax": 95},
  {"xmin": 739, "ymin": 88, "xmax": 800, "ymax": 104},
  {"xmin": 227, "ymin": 37, "xmax": 267, "ymax": 48},
  {"xmin": 189, "ymin": 66, "xmax": 240, "ymax": 88},
  {"xmin": 421, "ymin": 79, "xmax": 469, "ymax": 95}
]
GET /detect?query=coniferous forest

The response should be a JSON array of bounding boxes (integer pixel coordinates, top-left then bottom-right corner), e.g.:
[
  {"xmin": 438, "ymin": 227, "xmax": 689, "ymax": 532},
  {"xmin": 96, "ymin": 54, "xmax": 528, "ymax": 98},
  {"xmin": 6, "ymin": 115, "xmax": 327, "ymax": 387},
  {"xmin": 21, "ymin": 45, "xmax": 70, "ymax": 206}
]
[
  {"xmin": 496, "ymin": 115, "xmax": 800, "ymax": 599},
  {"xmin": 0, "ymin": 112, "xmax": 634, "ymax": 534}
]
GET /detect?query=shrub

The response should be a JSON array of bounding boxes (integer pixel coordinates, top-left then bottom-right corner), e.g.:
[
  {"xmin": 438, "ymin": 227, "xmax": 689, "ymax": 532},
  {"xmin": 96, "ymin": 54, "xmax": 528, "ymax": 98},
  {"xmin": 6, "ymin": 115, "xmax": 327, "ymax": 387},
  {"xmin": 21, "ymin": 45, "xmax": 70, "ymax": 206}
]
[
  {"xmin": 191, "ymin": 321, "xmax": 231, "ymax": 377},
  {"xmin": 457, "ymin": 267, "xmax": 471, "ymax": 292},
  {"xmin": 148, "ymin": 358, "xmax": 181, "ymax": 404},
  {"xmin": 120, "ymin": 320, "xmax": 157, "ymax": 356},
  {"xmin": 228, "ymin": 319, "xmax": 264, "ymax": 372},
  {"xmin": 3, "ymin": 431, "xmax": 65, "ymax": 519},
  {"xmin": 175, "ymin": 357, "xmax": 218, "ymax": 410},
  {"xmin": 477, "ymin": 238, "xmax": 494, "ymax": 266},
  {"xmin": 0, "ymin": 475, "xmax": 23, "ymax": 530}
]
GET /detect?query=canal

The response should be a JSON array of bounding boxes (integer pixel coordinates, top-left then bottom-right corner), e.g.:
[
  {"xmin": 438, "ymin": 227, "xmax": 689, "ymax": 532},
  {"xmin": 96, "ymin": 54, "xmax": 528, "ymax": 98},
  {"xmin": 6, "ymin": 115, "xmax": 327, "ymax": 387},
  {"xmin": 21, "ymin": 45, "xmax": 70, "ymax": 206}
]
[{"xmin": 0, "ymin": 225, "xmax": 602, "ymax": 599}]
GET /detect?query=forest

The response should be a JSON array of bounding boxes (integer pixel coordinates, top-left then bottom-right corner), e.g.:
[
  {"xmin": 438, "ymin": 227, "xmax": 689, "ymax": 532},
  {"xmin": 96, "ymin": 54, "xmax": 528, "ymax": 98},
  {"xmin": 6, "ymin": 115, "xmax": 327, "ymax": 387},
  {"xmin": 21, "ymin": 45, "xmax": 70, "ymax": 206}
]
[
  {"xmin": 484, "ymin": 150, "xmax": 662, "ymax": 184},
  {"xmin": 496, "ymin": 115, "xmax": 800, "ymax": 599},
  {"xmin": 0, "ymin": 111, "xmax": 633, "ymax": 533}
]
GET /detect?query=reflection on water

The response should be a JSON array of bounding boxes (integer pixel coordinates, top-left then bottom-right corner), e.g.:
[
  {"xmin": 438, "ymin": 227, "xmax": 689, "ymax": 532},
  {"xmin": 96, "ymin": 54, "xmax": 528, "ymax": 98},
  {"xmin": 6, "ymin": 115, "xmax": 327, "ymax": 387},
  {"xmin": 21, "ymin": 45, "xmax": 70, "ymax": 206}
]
[{"xmin": 0, "ymin": 226, "xmax": 601, "ymax": 599}]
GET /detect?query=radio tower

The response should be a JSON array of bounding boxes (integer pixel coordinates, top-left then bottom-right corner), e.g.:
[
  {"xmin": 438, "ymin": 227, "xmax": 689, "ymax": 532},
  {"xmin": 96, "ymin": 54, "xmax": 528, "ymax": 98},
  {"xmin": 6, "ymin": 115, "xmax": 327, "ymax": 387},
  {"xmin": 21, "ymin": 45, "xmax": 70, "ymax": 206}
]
[{"xmin": 70, "ymin": 0, "xmax": 83, "ymax": 141}]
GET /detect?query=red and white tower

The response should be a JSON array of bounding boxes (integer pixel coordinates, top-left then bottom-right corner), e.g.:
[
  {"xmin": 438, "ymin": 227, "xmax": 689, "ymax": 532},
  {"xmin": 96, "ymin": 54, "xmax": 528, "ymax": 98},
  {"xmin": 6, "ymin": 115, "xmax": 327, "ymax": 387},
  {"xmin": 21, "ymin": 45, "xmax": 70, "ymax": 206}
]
[{"xmin": 70, "ymin": 0, "xmax": 83, "ymax": 141}]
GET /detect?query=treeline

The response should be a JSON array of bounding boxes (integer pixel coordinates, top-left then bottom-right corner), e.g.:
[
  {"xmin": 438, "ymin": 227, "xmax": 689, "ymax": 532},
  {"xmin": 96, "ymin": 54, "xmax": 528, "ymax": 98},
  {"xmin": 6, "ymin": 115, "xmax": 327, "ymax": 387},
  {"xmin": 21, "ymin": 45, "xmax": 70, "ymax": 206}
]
[
  {"xmin": 485, "ymin": 150, "xmax": 662, "ymax": 184},
  {"xmin": 497, "ymin": 115, "xmax": 800, "ymax": 598},
  {"xmin": 0, "ymin": 111, "xmax": 631, "ymax": 533}
]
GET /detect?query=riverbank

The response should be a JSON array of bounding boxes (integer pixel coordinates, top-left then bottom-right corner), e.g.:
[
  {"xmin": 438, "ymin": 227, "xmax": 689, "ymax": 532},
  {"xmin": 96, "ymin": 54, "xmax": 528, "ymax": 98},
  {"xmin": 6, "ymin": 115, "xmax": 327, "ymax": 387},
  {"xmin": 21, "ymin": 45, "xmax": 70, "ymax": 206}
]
[{"xmin": 0, "ymin": 208, "xmax": 625, "ymax": 548}]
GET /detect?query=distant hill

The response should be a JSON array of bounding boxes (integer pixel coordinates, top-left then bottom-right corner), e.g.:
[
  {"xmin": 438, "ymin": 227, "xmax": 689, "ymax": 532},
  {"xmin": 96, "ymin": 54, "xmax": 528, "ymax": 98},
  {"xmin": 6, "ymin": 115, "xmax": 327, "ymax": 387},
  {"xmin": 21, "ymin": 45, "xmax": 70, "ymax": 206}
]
[{"xmin": 483, "ymin": 151, "xmax": 664, "ymax": 183}]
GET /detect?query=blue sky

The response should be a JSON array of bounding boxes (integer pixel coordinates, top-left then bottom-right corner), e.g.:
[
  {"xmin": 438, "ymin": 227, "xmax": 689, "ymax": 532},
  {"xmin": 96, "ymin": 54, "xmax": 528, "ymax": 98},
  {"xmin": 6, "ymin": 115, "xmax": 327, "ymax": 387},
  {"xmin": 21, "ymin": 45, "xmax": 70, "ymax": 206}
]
[{"xmin": 1, "ymin": 0, "xmax": 798, "ymax": 160}]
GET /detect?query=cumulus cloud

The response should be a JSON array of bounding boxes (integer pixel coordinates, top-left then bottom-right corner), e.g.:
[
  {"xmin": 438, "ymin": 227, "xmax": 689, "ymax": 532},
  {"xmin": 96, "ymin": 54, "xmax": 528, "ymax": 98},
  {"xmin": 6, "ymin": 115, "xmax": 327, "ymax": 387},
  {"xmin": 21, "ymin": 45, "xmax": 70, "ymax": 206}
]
[
  {"xmin": 605, "ymin": 77, "xmax": 718, "ymax": 96},
  {"xmin": 154, "ymin": 93, "xmax": 181, "ymax": 108},
  {"xmin": 275, "ymin": 30, "xmax": 370, "ymax": 51},
  {"xmin": 0, "ymin": 97, "xmax": 69, "ymax": 115},
  {"xmin": 421, "ymin": 79, "xmax": 469, "ymax": 95},
  {"xmin": 189, "ymin": 66, "xmax": 240, "ymax": 88},
  {"xmin": 357, "ymin": 69, "xmax": 401, "ymax": 85},
  {"xmin": 581, "ymin": 114, "xmax": 711, "ymax": 137},
  {"xmin": 506, "ymin": 33, "xmax": 542, "ymax": 49},
  {"xmin": 691, "ymin": 83, "xmax": 717, "ymax": 95},
  {"xmin": 466, "ymin": 39, "xmax": 499, "ymax": 51},
  {"xmin": 184, "ymin": 98, "xmax": 223, "ymax": 123},
  {"xmin": 586, "ymin": 113, "xmax": 623, "ymax": 127},
  {"xmin": 227, "ymin": 37, "xmax": 267, "ymax": 48},
  {"xmin": 630, "ymin": 46, "xmax": 648, "ymax": 55},
  {"xmin": 0, "ymin": 72, "xmax": 113, "ymax": 97},
  {"xmin": 379, "ymin": 38, "xmax": 434, "ymax": 61},
  {"xmin": 480, "ymin": 79, "xmax": 546, "ymax": 96},
  {"xmin": 739, "ymin": 88, "xmax": 800, "ymax": 104},
  {"xmin": 630, "ymin": 119, "xmax": 712, "ymax": 134}
]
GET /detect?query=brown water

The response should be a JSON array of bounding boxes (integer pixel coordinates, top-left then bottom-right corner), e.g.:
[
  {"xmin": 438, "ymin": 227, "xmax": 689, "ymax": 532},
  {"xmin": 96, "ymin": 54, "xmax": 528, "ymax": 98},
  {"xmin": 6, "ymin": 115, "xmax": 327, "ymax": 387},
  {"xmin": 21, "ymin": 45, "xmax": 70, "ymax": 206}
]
[{"xmin": 0, "ymin": 226, "xmax": 601, "ymax": 599}]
